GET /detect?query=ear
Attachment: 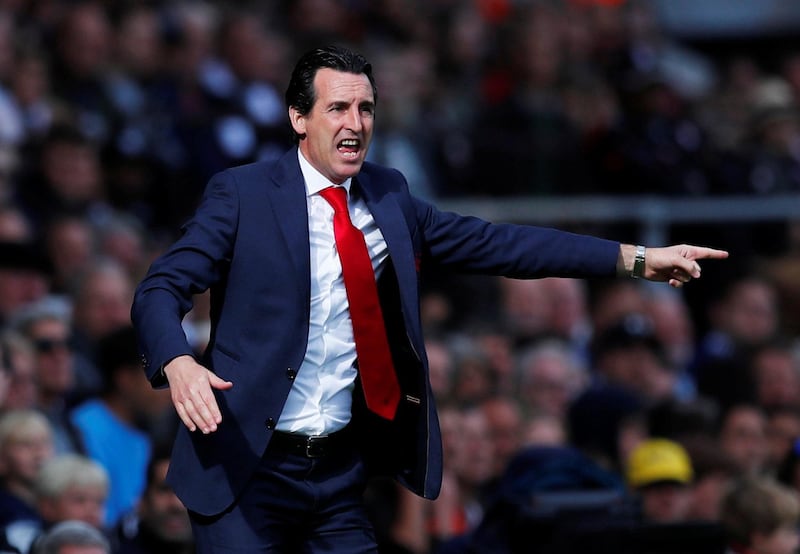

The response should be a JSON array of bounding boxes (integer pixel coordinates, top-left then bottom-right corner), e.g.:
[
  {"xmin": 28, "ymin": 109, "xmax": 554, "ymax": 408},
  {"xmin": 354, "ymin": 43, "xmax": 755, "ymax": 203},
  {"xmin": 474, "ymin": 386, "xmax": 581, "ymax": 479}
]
[{"xmin": 289, "ymin": 107, "xmax": 306, "ymax": 138}]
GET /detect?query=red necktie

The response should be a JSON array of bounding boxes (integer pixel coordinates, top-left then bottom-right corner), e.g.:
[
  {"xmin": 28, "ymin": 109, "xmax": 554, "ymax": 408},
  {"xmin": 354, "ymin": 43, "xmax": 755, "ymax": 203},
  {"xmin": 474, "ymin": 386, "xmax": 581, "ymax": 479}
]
[{"xmin": 319, "ymin": 186, "xmax": 401, "ymax": 420}]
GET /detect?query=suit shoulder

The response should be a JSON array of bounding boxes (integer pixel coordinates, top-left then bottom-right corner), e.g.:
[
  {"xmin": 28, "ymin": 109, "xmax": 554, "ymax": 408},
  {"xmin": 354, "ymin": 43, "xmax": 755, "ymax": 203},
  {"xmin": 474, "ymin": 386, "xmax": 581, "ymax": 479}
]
[
  {"xmin": 206, "ymin": 158, "xmax": 288, "ymax": 199},
  {"xmin": 220, "ymin": 159, "xmax": 281, "ymax": 182}
]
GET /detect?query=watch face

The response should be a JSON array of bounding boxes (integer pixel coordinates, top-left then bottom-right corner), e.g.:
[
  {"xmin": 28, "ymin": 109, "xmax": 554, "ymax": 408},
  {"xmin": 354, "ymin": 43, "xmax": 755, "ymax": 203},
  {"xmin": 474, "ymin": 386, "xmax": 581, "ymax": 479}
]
[{"xmin": 633, "ymin": 246, "xmax": 646, "ymax": 278}]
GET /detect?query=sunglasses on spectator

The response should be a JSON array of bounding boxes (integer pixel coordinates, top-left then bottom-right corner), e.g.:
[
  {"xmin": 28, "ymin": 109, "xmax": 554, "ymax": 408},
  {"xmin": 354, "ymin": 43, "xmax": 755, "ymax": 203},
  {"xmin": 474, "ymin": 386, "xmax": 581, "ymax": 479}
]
[{"xmin": 32, "ymin": 338, "xmax": 70, "ymax": 353}]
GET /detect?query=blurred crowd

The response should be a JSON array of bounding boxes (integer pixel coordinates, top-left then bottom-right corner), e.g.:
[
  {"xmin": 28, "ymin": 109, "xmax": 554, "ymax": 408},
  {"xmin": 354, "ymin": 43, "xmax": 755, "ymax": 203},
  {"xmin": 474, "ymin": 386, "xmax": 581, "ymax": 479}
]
[{"xmin": 0, "ymin": 0, "xmax": 800, "ymax": 553}]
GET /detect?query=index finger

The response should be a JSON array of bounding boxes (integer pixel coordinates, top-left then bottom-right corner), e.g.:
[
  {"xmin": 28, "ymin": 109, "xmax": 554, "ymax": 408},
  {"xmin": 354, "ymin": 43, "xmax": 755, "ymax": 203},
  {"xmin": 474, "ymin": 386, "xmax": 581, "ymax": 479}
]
[{"xmin": 692, "ymin": 247, "xmax": 729, "ymax": 260}]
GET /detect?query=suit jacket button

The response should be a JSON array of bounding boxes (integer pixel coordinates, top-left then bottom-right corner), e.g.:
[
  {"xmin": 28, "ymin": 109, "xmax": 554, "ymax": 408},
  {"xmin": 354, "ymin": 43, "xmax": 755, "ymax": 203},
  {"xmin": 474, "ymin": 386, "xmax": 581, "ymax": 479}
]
[
  {"xmin": 265, "ymin": 418, "xmax": 275, "ymax": 430},
  {"xmin": 286, "ymin": 368, "xmax": 296, "ymax": 381}
]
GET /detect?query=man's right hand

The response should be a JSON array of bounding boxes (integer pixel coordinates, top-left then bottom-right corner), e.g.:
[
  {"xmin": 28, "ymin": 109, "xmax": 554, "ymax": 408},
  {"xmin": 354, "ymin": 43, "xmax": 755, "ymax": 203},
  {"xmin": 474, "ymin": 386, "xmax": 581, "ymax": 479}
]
[{"xmin": 164, "ymin": 355, "xmax": 233, "ymax": 434}]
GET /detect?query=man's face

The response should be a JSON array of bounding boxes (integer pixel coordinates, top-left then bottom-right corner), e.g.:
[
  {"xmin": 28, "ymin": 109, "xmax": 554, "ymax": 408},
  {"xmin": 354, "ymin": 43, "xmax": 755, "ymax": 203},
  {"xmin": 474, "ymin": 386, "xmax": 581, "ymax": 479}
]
[
  {"xmin": 29, "ymin": 318, "xmax": 74, "ymax": 397},
  {"xmin": 0, "ymin": 428, "xmax": 53, "ymax": 483},
  {"xmin": 40, "ymin": 484, "xmax": 106, "ymax": 528},
  {"xmin": 140, "ymin": 460, "xmax": 192, "ymax": 543},
  {"xmin": 290, "ymin": 68, "xmax": 375, "ymax": 184}
]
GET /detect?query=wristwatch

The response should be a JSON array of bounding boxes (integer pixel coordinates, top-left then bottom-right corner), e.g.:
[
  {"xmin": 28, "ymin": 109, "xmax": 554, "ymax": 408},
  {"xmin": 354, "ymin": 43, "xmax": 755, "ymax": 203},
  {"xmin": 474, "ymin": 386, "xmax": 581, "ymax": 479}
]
[{"xmin": 632, "ymin": 245, "xmax": 646, "ymax": 279}]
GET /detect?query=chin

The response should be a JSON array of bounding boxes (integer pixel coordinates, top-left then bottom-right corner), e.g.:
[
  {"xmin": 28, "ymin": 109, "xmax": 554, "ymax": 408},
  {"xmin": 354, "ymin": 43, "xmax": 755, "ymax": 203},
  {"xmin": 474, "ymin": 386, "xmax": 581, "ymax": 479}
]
[{"xmin": 337, "ymin": 163, "xmax": 363, "ymax": 180}]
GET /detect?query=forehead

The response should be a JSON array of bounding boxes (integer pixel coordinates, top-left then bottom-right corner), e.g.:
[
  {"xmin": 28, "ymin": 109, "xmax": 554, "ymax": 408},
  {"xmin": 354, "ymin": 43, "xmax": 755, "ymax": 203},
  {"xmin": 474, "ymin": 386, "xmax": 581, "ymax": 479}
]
[{"xmin": 313, "ymin": 68, "xmax": 373, "ymax": 103}]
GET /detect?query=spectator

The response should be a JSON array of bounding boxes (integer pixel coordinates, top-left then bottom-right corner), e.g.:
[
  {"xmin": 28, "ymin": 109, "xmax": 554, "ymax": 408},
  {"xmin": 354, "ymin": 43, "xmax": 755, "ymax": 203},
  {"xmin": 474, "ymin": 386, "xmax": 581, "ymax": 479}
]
[
  {"xmin": 646, "ymin": 396, "xmax": 720, "ymax": 446},
  {"xmin": 367, "ymin": 44, "xmax": 440, "ymax": 201},
  {"xmin": 1, "ymin": 330, "xmax": 38, "ymax": 411},
  {"xmin": 718, "ymin": 403, "xmax": 770, "ymax": 476},
  {"xmin": 741, "ymin": 77, "xmax": 800, "ymax": 194},
  {"xmin": 683, "ymin": 437, "xmax": 741, "ymax": 522},
  {"xmin": 590, "ymin": 313, "xmax": 678, "ymax": 405},
  {"xmin": 645, "ymin": 288, "xmax": 696, "ymax": 377},
  {"xmin": 424, "ymin": 337, "xmax": 455, "ymax": 401},
  {"xmin": 16, "ymin": 125, "xmax": 108, "ymax": 232},
  {"xmin": 516, "ymin": 338, "xmax": 588, "ymax": 420},
  {"xmin": 30, "ymin": 520, "xmax": 110, "ymax": 554},
  {"xmin": 68, "ymin": 258, "xmax": 134, "ymax": 374},
  {"xmin": 587, "ymin": 279, "xmax": 649, "ymax": 338},
  {"xmin": 35, "ymin": 454, "xmax": 108, "ymax": 532},
  {"xmin": 540, "ymin": 278, "xmax": 593, "ymax": 355},
  {"xmin": 427, "ymin": 404, "xmax": 497, "ymax": 545},
  {"xmin": 749, "ymin": 340, "xmax": 800, "ymax": 411},
  {"xmin": 765, "ymin": 406, "xmax": 800, "ymax": 474},
  {"xmin": 42, "ymin": 216, "xmax": 96, "ymax": 297},
  {"xmin": 0, "ymin": 205, "xmax": 33, "ymax": 242},
  {"xmin": 95, "ymin": 215, "xmax": 148, "ymax": 284},
  {"xmin": 523, "ymin": 412, "xmax": 567, "ymax": 447},
  {"xmin": 0, "ymin": 410, "xmax": 53, "ymax": 552},
  {"xmin": 695, "ymin": 274, "xmax": 780, "ymax": 410},
  {"xmin": 625, "ymin": 438, "xmax": 694, "ymax": 524},
  {"xmin": 0, "ymin": 241, "xmax": 52, "ymax": 328},
  {"xmin": 720, "ymin": 475, "xmax": 800, "ymax": 554},
  {"xmin": 114, "ymin": 451, "xmax": 194, "ymax": 554},
  {"xmin": 427, "ymin": 404, "xmax": 469, "ymax": 546},
  {"xmin": 468, "ymin": 4, "xmax": 587, "ymax": 197},
  {"xmin": 567, "ymin": 382, "xmax": 647, "ymax": 474},
  {"xmin": 187, "ymin": 9, "xmax": 292, "ymax": 180},
  {"xmin": 70, "ymin": 326, "xmax": 172, "ymax": 527},
  {"xmin": 49, "ymin": 3, "xmax": 115, "ymax": 147},
  {"xmin": 448, "ymin": 342, "xmax": 496, "ymax": 406},
  {"xmin": 497, "ymin": 278, "xmax": 551, "ymax": 345},
  {"xmin": 8, "ymin": 48, "xmax": 58, "ymax": 143},
  {"xmin": 449, "ymin": 406, "xmax": 494, "ymax": 532},
  {"xmin": 479, "ymin": 395, "xmax": 525, "ymax": 481},
  {"xmin": 12, "ymin": 300, "xmax": 87, "ymax": 454}
]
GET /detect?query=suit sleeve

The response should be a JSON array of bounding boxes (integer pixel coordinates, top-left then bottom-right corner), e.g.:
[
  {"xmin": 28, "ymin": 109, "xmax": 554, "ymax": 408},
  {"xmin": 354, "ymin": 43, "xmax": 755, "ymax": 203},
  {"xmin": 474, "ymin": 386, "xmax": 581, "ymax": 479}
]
[
  {"xmin": 412, "ymin": 196, "xmax": 620, "ymax": 279},
  {"xmin": 131, "ymin": 171, "xmax": 240, "ymax": 385}
]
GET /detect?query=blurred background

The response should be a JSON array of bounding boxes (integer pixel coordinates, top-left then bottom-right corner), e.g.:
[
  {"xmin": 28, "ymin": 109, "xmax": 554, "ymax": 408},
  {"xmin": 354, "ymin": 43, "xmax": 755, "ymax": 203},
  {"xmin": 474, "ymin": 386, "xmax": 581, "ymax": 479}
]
[{"xmin": 1, "ymin": 1, "xmax": 800, "ymax": 553}]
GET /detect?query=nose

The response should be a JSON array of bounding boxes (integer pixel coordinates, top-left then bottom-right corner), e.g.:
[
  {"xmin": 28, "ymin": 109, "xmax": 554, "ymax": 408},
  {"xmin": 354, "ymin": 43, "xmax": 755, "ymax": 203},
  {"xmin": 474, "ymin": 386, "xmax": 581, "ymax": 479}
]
[{"xmin": 345, "ymin": 106, "xmax": 362, "ymax": 132}]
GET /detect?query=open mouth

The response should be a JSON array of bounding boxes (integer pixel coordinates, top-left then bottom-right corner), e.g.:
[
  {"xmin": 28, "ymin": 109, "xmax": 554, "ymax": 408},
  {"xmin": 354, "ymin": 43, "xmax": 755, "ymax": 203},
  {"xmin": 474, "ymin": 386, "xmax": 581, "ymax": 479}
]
[{"xmin": 337, "ymin": 138, "xmax": 360, "ymax": 159}]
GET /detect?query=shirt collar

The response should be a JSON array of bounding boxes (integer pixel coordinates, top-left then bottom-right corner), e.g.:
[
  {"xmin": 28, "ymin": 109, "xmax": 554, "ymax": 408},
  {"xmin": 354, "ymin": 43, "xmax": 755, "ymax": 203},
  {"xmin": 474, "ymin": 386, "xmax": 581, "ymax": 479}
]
[{"xmin": 297, "ymin": 149, "xmax": 352, "ymax": 197}]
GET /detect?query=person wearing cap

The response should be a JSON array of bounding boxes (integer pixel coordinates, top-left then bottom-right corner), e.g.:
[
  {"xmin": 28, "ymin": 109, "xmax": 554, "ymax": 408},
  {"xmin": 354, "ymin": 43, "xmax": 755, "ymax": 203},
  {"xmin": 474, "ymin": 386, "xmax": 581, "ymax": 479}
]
[{"xmin": 626, "ymin": 438, "xmax": 694, "ymax": 523}]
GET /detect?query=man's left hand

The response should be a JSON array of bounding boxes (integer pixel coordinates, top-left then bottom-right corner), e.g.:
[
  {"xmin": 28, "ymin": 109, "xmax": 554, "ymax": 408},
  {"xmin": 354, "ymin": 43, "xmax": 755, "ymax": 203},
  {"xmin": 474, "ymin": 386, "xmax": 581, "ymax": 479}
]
[{"xmin": 621, "ymin": 244, "xmax": 729, "ymax": 288}]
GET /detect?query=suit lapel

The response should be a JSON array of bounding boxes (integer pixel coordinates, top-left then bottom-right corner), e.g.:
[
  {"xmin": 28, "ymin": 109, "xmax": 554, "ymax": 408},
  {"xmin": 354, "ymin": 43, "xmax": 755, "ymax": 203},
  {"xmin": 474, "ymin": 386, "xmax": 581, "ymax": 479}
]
[
  {"xmin": 356, "ymin": 172, "xmax": 417, "ymax": 299},
  {"xmin": 268, "ymin": 148, "xmax": 310, "ymax": 284},
  {"xmin": 264, "ymin": 154, "xmax": 417, "ymax": 316}
]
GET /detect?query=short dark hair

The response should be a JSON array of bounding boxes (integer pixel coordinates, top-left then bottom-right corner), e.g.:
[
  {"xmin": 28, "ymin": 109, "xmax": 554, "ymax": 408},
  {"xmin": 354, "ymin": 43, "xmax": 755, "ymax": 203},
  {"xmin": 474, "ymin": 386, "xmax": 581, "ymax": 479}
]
[
  {"xmin": 284, "ymin": 45, "xmax": 377, "ymax": 143},
  {"xmin": 97, "ymin": 325, "xmax": 140, "ymax": 394}
]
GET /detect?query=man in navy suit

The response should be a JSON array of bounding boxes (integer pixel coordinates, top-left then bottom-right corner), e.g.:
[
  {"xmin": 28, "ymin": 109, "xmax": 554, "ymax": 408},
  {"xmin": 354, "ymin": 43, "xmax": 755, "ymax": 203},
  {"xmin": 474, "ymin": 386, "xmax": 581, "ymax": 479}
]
[{"xmin": 131, "ymin": 45, "xmax": 728, "ymax": 553}]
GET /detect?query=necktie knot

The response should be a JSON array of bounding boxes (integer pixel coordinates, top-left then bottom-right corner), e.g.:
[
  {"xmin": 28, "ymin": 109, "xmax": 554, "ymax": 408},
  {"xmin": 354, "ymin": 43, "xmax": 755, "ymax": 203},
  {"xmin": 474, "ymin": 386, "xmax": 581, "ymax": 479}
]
[{"xmin": 319, "ymin": 186, "xmax": 348, "ymax": 215}]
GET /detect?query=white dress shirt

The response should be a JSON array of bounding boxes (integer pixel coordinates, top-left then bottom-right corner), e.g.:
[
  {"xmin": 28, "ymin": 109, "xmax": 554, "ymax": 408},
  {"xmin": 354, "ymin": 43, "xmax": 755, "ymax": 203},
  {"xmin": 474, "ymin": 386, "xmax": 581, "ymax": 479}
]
[{"xmin": 276, "ymin": 150, "xmax": 389, "ymax": 435}]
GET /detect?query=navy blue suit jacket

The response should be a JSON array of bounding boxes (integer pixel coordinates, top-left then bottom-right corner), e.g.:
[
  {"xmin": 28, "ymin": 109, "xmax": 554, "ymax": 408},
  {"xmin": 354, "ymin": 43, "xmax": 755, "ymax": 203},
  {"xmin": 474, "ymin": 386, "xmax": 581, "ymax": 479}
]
[{"xmin": 131, "ymin": 147, "xmax": 621, "ymax": 516}]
